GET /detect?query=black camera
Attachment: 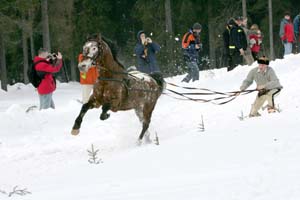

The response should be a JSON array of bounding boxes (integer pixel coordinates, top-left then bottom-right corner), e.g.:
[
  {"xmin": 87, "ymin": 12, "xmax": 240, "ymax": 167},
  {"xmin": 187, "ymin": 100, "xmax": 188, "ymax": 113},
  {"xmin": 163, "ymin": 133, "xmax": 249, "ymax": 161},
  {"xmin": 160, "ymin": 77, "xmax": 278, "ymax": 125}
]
[{"xmin": 47, "ymin": 53, "xmax": 58, "ymax": 65}]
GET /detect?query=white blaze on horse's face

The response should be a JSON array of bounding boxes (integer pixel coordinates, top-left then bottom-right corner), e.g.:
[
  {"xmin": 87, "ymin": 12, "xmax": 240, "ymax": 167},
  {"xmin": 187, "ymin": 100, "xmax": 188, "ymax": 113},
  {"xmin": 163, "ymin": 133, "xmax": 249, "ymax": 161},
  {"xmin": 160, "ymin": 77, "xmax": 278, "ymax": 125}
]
[{"xmin": 78, "ymin": 41, "xmax": 99, "ymax": 72}]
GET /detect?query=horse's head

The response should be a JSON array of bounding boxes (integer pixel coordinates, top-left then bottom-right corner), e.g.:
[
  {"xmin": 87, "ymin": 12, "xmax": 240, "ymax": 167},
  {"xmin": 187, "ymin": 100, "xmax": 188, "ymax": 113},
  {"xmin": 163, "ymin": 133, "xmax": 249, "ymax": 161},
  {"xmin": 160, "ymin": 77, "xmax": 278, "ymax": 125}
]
[{"xmin": 78, "ymin": 34, "xmax": 103, "ymax": 72}]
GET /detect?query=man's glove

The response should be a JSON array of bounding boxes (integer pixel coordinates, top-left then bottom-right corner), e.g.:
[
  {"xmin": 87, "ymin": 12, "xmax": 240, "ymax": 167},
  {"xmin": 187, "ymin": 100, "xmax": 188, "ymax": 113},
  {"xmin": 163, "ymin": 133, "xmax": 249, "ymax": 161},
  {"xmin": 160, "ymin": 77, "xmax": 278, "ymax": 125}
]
[{"xmin": 258, "ymin": 88, "xmax": 268, "ymax": 97}]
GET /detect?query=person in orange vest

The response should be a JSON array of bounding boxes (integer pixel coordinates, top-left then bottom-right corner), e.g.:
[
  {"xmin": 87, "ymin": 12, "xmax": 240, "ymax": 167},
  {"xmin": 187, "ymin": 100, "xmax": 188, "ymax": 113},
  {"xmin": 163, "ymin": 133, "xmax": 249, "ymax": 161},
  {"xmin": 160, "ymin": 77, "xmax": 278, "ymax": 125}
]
[
  {"xmin": 181, "ymin": 22, "xmax": 202, "ymax": 82},
  {"xmin": 78, "ymin": 53, "xmax": 99, "ymax": 104}
]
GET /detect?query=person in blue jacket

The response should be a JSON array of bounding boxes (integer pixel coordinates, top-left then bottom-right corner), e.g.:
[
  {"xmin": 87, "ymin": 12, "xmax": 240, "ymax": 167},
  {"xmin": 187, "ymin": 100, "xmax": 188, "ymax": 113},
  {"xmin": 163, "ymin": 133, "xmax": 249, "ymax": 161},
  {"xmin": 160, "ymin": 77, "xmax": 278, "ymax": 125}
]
[
  {"xmin": 134, "ymin": 30, "xmax": 161, "ymax": 74},
  {"xmin": 294, "ymin": 13, "xmax": 300, "ymax": 53}
]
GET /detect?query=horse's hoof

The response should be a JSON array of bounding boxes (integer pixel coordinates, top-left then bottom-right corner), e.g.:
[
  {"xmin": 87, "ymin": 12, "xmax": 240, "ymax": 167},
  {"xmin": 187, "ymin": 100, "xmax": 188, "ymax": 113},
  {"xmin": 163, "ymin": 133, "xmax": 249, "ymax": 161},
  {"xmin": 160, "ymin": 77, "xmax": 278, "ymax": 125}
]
[
  {"xmin": 136, "ymin": 139, "xmax": 142, "ymax": 146},
  {"xmin": 71, "ymin": 129, "xmax": 80, "ymax": 136},
  {"xmin": 100, "ymin": 113, "xmax": 110, "ymax": 120},
  {"xmin": 145, "ymin": 137, "xmax": 152, "ymax": 144}
]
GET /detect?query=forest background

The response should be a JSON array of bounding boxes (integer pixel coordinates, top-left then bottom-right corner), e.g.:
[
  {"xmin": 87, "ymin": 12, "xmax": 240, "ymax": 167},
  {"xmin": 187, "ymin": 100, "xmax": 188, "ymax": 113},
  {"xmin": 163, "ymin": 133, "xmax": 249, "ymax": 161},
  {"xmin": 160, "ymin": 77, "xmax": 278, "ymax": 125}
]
[{"xmin": 0, "ymin": 0, "xmax": 299, "ymax": 90}]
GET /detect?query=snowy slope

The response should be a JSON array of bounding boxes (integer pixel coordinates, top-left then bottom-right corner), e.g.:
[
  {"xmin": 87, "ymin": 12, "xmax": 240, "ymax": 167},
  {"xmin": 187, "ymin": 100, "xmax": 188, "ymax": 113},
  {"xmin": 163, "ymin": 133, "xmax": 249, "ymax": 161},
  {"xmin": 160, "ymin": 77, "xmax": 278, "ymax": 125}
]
[{"xmin": 0, "ymin": 54, "xmax": 300, "ymax": 200}]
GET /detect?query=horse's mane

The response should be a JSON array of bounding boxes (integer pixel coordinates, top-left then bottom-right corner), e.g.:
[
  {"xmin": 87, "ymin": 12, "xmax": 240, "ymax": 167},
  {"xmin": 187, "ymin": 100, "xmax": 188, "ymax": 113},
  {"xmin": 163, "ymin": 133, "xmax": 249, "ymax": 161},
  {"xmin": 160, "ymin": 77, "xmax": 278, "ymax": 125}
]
[{"xmin": 87, "ymin": 34, "xmax": 125, "ymax": 69}]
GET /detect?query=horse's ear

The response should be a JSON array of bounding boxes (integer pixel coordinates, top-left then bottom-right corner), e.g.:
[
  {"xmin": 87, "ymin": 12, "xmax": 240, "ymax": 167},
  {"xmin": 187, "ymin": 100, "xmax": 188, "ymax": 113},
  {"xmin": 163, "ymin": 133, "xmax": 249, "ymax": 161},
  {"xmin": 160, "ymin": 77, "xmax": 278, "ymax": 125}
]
[
  {"xmin": 97, "ymin": 33, "xmax": 102, "ymax": 42},
  {"xmin": 86, "ymin": 34, "xmax": 91, "ymax": 41}
]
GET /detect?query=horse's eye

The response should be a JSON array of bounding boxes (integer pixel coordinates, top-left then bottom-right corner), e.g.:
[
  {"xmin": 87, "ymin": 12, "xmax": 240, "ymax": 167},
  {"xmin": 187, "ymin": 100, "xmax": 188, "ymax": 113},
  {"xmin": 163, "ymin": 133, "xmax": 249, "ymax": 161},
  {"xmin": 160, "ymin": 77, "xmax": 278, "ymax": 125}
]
[{"xmin": 92, "ymin": 47, "xmax": 97, "ymax": 51}]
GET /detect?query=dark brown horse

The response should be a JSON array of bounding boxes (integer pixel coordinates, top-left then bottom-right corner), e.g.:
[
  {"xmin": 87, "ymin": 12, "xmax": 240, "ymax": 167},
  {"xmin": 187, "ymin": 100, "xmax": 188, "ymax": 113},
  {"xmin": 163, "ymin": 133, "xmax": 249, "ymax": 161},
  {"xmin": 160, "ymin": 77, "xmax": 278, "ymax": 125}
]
[{"xmin": 71, "ymin": 34, "xmax": 164, "ymax": 144}]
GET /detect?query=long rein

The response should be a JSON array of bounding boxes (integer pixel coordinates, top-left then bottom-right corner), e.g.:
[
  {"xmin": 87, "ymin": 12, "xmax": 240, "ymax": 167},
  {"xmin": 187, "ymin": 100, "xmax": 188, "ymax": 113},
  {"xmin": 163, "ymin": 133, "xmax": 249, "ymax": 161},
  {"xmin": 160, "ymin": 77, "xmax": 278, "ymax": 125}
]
[{"xmin": 95, "ymin": 66, "xmax": 257, "ymax": 105}]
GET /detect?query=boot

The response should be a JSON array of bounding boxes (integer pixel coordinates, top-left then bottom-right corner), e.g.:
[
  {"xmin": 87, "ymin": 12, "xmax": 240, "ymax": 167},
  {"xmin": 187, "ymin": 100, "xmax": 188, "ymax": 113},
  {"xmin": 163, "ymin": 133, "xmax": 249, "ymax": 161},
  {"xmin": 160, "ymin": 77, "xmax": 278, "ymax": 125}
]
[
  {"xmin": 267, "ymin": 106, "xmax": 276, "ymax": 113},
  {"xmin": 249, "ymin": 112, "xmax": 261, "ymax": 118}
]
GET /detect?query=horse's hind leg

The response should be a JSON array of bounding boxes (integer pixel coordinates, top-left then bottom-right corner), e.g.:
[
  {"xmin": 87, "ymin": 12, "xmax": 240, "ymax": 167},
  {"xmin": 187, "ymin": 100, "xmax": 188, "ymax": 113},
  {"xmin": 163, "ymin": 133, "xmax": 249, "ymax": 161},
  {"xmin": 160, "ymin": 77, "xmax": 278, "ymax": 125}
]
[
  {"xmin": 100, "ymin": 103, "xmax": 111, "ymax": 120},
  {"xmin": 71, "ymin": 101, "xmax": 94, "ymax": 135},
  {"xmin": 137, "ymin": 103, "xmax": 156, "ymax": 143}
]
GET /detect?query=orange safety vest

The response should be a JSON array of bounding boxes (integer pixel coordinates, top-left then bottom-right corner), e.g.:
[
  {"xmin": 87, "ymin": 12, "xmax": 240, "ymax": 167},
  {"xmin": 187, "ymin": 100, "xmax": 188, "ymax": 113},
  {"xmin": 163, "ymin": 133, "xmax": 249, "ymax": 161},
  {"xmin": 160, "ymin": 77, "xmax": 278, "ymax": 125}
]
[
  {"xmin": 182, "ymin": 32, "xmax": 197, "ymax": 49},
  {"xmin": 78, "ymin": 54, "xmax": 99, "ymax": 85}
]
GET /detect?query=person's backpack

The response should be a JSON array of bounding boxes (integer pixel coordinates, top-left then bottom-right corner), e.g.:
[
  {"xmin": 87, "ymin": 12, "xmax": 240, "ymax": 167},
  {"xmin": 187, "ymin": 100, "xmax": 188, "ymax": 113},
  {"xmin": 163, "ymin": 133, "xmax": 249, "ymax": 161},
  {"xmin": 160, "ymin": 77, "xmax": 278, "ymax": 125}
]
[{"xmin": 27, "ymin": 60, "xmax": 47, "ymax": 88}]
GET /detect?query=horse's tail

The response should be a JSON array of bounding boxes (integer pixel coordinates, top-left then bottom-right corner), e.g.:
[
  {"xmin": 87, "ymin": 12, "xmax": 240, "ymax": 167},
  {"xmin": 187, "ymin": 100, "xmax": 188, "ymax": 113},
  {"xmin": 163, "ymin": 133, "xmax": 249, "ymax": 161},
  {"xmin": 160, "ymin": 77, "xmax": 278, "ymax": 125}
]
[{"xmin": 150, "ymin": 72, "xmax": 165, "ymax": 93}]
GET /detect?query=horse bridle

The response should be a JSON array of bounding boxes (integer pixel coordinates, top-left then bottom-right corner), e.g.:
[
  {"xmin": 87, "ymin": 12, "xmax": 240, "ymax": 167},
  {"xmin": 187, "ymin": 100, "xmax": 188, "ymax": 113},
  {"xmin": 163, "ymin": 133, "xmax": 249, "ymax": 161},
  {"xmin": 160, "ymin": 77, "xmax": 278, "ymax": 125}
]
[{"xmin": 82, "ymin": 39, "xmax": 104, "ymax": 66}]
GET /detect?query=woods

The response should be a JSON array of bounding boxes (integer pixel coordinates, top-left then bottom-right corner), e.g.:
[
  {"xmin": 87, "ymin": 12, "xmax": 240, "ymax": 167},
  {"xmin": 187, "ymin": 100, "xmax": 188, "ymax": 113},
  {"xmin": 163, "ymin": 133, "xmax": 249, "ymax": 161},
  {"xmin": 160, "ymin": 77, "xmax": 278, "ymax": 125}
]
[{"xmin": 0, "ymin": 0, "xmax": 299, "ymax": 91}]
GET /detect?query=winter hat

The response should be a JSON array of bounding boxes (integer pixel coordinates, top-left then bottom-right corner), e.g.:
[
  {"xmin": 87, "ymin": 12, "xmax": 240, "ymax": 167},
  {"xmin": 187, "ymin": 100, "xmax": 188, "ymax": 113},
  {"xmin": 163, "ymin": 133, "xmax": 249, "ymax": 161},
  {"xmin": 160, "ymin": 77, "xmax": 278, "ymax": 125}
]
[
  {"xmin": 258, "ymin": 56, "xmax": 269, "ymax": 65},
  {"xmin": 137, "ymin": 30, "xmax": 145, "ymax": 41},
  {"xmin": 234, "ymin": 16, "xmax": 243, "ymax": 21},
  {"xmin": 227, "ymin": 18, "xmax": 236, "ymax": 26},
  {"xmin": 284, "ymin": 11, "xmax": 291, "ymax": 16},
  {"xmin": 193, "ymin": 22, "xmax": 202, "ymax": 30}
]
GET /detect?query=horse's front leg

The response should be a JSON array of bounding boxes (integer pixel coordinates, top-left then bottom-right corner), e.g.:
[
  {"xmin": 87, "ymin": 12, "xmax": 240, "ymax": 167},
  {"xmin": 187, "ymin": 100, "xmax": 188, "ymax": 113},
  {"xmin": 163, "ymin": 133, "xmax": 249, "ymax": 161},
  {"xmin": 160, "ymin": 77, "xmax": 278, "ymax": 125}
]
[
  {"xmin": 100, "ymin": 103, "xmax": 111, "ymax": 120},
  {"xmin": 71, "ymin": 101, "xmax": 94, "ymax": 135}
]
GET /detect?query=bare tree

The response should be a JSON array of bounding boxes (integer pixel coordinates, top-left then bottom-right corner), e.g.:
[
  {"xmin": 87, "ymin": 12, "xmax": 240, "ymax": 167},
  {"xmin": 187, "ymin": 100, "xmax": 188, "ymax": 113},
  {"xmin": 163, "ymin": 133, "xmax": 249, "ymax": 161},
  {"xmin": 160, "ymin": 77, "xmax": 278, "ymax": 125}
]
[
  {"xmin": 21, "ymin": 15, "xmax": 29, "ymax": 83},
  {"xmin": 208, "ymin": 1, "xmax": 216, "ymax": 69},
  {"xmin": 41, "ymin": 0, "xmax": 51, "ymax": 52},
  {"xmin": 0, "ymin": 33, "xmax": 8, "ymax": 91},
  {"xmin": 268, "ymin": 0, "xmax": 274, "ymax": 60},
  {"xmin": 242, "ymin": 0, "xmax": 247, "ymax": 18},
  {"xmin": 28, "ymin": 10, "xmax": 35, "ymax": 60},
  {"xmin": 164, "ymin": 0, "xmax": 174, "ymax": 67}
]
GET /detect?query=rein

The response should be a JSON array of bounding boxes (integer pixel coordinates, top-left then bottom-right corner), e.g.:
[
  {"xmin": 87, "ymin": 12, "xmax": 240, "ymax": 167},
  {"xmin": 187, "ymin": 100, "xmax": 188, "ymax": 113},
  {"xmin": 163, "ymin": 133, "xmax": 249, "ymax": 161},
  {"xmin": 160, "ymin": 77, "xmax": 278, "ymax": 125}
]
[
  {"xmin": 164, "ymin": 82, "xmax": 258, "ymax": 105},
  {"xmin": 83, "ymin": 41, "xmax": 256, "ymax": 105}
]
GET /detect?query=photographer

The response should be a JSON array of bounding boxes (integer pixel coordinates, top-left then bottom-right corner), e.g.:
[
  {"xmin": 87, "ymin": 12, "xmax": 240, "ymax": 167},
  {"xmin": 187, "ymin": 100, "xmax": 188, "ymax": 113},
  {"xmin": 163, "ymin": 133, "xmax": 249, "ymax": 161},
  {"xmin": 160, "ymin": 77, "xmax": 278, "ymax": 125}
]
[
  {"xmin": 34, "ymin": 48, "xmax": 63, "ymax": 110},
  {"xmin": 181, "ymin": 22, "xmax": 202, "ymax": 82},
  {"xmin": 134, "ymin": 30, "xmax": 161, "ymax": 74}
]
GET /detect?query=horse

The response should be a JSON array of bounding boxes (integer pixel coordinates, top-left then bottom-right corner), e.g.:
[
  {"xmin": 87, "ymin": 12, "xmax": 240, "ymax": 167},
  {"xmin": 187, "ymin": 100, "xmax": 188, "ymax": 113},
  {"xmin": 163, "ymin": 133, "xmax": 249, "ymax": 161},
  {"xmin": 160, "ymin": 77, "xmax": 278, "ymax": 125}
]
[{"xmin": 71, "ymin": 34, "xmax": 165, "ymax": 144}]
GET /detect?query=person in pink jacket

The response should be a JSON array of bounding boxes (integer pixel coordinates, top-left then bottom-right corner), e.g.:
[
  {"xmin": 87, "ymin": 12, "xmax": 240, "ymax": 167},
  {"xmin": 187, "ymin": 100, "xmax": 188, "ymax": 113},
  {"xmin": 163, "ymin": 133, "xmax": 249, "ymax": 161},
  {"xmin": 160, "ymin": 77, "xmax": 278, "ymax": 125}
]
[
  {"xmin": 34, "ymin": 48, "xmax": 63, "ymax": 110},
  {"xmin": 279, "ymin": 11, "xmax": 295, "ymax": 56}
]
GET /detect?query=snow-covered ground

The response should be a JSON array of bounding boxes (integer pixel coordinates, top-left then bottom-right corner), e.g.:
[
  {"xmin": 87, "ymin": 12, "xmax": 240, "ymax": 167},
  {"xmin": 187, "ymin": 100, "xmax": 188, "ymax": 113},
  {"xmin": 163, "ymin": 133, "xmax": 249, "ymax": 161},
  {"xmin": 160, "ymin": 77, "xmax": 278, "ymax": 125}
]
[{"xmin": 1, "ymin": 54, "xmax": 300, "ymax": 200}]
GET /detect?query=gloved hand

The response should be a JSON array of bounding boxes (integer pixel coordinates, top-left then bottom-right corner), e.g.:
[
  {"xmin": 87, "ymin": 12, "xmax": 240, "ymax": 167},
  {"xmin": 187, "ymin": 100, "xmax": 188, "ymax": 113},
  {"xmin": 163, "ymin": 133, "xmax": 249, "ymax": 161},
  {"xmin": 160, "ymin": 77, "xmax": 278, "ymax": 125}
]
[
  {"xmin": 258, "ymin": 88, "xmax": 268, "ymax": 97},
  {"xmin": 282, "ymin": 39, "xmax": 287, "ymax": 44}
]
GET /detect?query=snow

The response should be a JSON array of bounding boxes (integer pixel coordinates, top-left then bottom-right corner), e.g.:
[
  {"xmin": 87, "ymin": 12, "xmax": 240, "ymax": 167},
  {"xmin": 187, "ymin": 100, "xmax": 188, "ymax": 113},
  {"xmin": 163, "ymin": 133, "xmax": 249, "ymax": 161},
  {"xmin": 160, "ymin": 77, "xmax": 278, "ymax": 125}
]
[{"xmin": 1, "ymin": 54, "xmax": 300, "ymax": 199}]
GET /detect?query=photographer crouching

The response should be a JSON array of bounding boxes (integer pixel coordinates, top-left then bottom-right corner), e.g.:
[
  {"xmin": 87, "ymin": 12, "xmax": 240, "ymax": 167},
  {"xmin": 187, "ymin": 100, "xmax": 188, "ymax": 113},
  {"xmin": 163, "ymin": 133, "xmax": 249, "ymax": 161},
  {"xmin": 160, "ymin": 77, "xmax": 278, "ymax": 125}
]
[
  {"xmin": 34, "ymin": 48, "xmax": 63, "ymax": 110},
  {"xmin": 134, "ymin": 30, "xmax": 161, "ymax": 74}
]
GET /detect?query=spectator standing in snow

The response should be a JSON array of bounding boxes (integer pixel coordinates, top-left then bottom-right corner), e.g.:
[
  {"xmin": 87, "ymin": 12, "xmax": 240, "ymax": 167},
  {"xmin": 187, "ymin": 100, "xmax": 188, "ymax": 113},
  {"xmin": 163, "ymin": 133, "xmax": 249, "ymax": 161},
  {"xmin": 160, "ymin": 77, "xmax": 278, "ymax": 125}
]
[
  {"xmin": 223, "ymin": 18, "xmax": 236, "ymax": 70},
  {"xmin": 134, "ymin": 30, "xmax": 161, "ymax": 74},
  {"xmin": 293, "ymin": 13, "xmax": 300, "ymax": 53},
  {"xmin": 181, "ymin": 22, "xmax": 202, "ymax": 82},
  {"xmin": 226, "ymin": 16, "xmax": 247, "ymax": 71},
  {"xmin": 249, "ymin": 24, "xmax": 263, "ymax": 61},
  {"xmin": 78, "ymin": 53, "xmax": 99, "ymax": 104},
  {"xmin": 239, "ymin": 56, "xmax": 283, "ymax": 117},
  {"xmin": 34, "ymin": 48, "xmax": 63, "ymax": 110},
  {"xmin": 240, "ymin": 17, "xmax": 254, "ymax": 65},
  {"xmin": 279, "ymin": 11, "xmax": 294, "ymax": 56}
]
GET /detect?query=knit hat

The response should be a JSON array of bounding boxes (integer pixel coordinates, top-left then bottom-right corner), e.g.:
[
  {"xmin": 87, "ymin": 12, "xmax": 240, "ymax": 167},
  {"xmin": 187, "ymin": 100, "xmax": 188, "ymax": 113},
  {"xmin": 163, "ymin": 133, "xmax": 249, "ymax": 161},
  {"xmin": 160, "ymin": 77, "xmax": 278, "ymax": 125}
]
[
  {"xmin": 234, "ymin": 16, "xmax": 243, "ymax": 21},
  {"xmin": 258, "ymin": 56, "xmax": 269, "ymax": 65},
  {"xmin": 284, "ymin": 11, "xmax": 291, "ymax": 16},
  {"xmin": 193, "ymin": 22, "xmax": 202, "ymax": 30},
  {"xmin": 227, "ymin": 18, "xmax": 236, "ymax": 26}
]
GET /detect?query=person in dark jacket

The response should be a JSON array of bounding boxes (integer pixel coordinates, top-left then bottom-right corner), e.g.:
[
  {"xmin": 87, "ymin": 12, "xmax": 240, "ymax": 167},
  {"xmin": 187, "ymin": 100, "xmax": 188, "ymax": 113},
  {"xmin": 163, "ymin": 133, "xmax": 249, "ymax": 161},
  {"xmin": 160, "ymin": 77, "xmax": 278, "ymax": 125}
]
[
  {"xmin": 227, "ymin": 17, "xmax": 247, "ymax": 71},
  {"xmin": 34, "ymin": 48, "xmax": 63, "ymax": 110},
  {"xmin": 279, "ymin": 11, "xmax": 294, "ymax": 56},
  {"xmin": 181, "ymin": 22, "xmax": 202, "ymax": 82},
  {"xmin": 134, "ymin": 30, "xmax": 160, "ymax": 74},
  {"xmin": 293, "ymin": 13, "xmax": 300, "ymax": 53},
  {"xmin": 223, "ymin": 18, "xmax": 235, "ymax": 70}
]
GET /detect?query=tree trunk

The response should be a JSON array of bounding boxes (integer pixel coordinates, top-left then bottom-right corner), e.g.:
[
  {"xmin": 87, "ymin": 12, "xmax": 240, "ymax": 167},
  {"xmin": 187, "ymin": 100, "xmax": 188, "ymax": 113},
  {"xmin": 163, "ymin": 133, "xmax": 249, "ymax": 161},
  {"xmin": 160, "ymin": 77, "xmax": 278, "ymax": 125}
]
[
  {"xmin": 164, "ymin": 0, "xmax": 174, "ymax": 66},
  {"xmin": 41, "ymin": 0, "xmax": 51, "ymax": 52},
  {"xmin": 22, "ymin": 17, "xmax": 29, "ymax": 84},
  {"xmin": 268, "ymin": 0, "xmax": 274, "ymax": 60},
  {"xmin": 70, "ymin": 54, "xmax": 77, "ymax": 81},
  {"xmin": 165, "ymin": 0, "xmax": 173, "ymax": 35},
  {"xmin": 208, "ymin": 1, "xmax": 216, "ymax": 69},
  {"xmin": 242, "ymin": 0, "xmax": 247, "ymax": 18},
  {"xmin": 0, "ymin": 33, "xmax": 8, "ymax": 91},
  {"xmin": 28, "ymin": 10, "xmax": 35, "ymax": 60}
]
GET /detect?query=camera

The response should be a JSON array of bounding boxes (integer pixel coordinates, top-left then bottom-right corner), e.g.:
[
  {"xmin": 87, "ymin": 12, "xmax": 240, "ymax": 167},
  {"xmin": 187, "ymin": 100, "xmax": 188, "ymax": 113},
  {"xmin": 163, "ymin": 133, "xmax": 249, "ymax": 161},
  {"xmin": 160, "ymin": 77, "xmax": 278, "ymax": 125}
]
[
  {"xmin": 47, "ymin": 53, "xmax": 58, "ymax": 65},
  {"xmin": 143, "ymin": 37, "xmax": 151, "ymax": 45}
]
